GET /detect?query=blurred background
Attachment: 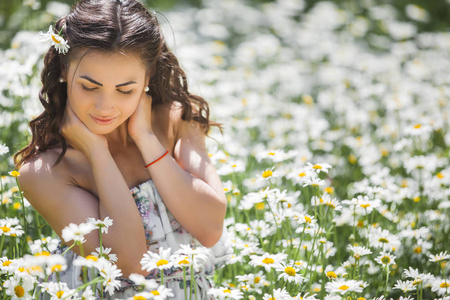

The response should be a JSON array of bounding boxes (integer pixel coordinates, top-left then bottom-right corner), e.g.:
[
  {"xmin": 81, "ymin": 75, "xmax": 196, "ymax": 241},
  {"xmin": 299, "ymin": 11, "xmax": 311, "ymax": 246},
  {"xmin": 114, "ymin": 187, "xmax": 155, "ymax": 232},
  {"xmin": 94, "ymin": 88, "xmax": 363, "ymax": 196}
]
[{"xmin": 1, "ymin": 0, "xmax": 450, "ymax": 50}]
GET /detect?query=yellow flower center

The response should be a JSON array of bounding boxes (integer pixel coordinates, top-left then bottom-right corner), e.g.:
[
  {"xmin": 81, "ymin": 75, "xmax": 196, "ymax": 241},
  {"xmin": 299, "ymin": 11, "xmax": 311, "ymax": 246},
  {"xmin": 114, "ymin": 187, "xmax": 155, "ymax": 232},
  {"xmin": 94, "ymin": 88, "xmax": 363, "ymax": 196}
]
[
  {"xmin": 339, "ymin": 285, "xmax": 349, "ymax": 290},
  {"xmin": 378, "ymin": 238, "xmax": 389, "ymax": 243},
  {"xmin": 348, "ymin": 154, "xmax": 357, "ymax": 164},
  {"xmin": 35, "ymin": 251, "xmax": 51, "ymax": 256},
  {"xmin": 381, "ymin": 256, "xmax": 391, "ymax": 264},
  {"xmin": 14, "ymin": 286, "xmax": 25, "ymax": 297},
  {"xmin": 51, "ymin": 264, "xmax": 63, "ymax": 273},
  {"xmin": 255, "ymin": 202, "xmax": 265, "ymax": 210},
  {"xmin": 18, "ymin": 267, "xmax": 25, "ymax": 272},
  {"xmin": 440, "ymin": 282, "xmax": 450, "ymax": 288},
  {"xmin": 413, "ymin": 124, "xmax": 422, "ymax": 129},
  {"xmin": 268, "ymin": 152, "xmax": 275, "ymax": 155},
  {"xmin": 324, "ymin": 187, "xmax": 333, "ymax": 193},
  {"xmin": 312, "ymin": 164, "xmax": 322, "ymax": 169},
  {"xmin": 360, "ymin": 203, "xmax": 370, "ymax": 208},
  {"xmin": 305, "ymin": 216, "xmax": 312, "ymax": 223},
  {"xmin": 178, "ymin": 259, "xmax": 189, "ymax": 265},
  {"xmin": 437, "ymin": 172, "xmax": 444, "ymax": 179},
  {"xmin": 151, "ymin": 290, "xmax": 160, "ymax": 295},
  {"xmin": 262, "ymin": 257, "xmax": 275, "ymax": 264},
  {"xmin": 326, "ymin": 271, "xmax": 337, "ymax": 278},
  {"xmin": 9, "ymin": 171, "xmax": 20, "ymax": 178},
  {"xmin": 231, "ymin": 164, "xmax": 237, "ymax": 168},
  {"xmin": 56, "ymin": 290, "xmax": 64, "ymax": 298},
  {"xmin": 254, "ymin": 277, "xmax": 261, "ymax": 283},
  {"xmin": 413, "ymin": 197, "xmax": 421, "ymax": 202},
  {"xmin": 223, "ymin": 289, "xmax": 231, "ymax": 293},
  {"xmin": 0, "ymin": 226, "xmax": 10, "ymax": 233},
  {"xmin": 51, "ymin": 34, "xmax": 61, "ymax": 44},
  {"xmin": 3, "ymin": 260, "xmax": 12, "ymax": 266},
  {"xmin": 86, "ymin": 255, "xmax": 98, "ymax": 261},
  {"xmin": 413, "ymin": 279, "xmax": 422, "ymax": 286},
  {"xmin": 284, "ymin": 266, "xmax": 296, "ymax": 276},
  {"xmin": 133, "ymin": 296, "xmax": 147, "ymax": 300},
  {"xmin": 414, "ymin": 246, "xmax": 422, "ymax": 254},
  {"xmin": 156, "ymin": 259, "xmax": 169, "ymax": 266},
  {"xmin": 262, "ymin": 170, "xmax": 273, "ymax": 178},
  {"xmin": 13, "ymin": 203, "xmax": 21, "ymax": 210},
  {"xmin": 358, "ymin": 298, "xmax": 366, "ymax": 300},
  {"xmin": 298, "ymin": 172, "xmax": 306, "ymax": 177}
]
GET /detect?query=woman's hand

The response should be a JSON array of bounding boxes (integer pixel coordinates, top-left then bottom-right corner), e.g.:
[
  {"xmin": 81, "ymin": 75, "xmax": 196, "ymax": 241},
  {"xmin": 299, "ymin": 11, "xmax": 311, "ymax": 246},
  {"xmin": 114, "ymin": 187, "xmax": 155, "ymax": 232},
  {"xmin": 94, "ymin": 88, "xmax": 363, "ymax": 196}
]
[
  {"xmin": 128, "ymin": 89, "xmax": 154, "ymax": 143},
  {"xmin": 61, "ymin": 100, "xmax": 108, "ymax": 157}
]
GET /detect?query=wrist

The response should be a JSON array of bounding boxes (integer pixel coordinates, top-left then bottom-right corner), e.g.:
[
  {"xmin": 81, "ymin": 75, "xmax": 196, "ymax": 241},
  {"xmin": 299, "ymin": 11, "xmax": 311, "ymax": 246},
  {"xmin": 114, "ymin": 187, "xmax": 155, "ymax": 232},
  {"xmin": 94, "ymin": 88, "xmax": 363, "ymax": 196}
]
[{"xmin": 85, "ymin": 144, "xmax": 111, "ymax": 164}]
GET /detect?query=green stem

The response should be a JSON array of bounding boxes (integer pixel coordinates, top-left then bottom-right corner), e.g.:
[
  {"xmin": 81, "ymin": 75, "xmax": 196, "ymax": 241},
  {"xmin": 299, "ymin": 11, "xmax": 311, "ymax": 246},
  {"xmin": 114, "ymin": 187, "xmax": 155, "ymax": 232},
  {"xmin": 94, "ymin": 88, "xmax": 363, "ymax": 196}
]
[
  {"xmin": 161, "ymin": 268, "xmax": 164, "ymax": 285},
  {"xmin": 15, "ymin": 178, "xmax": 29, "ymax": 255},
  {"xmin": 384, "ymin": 265, "xmax": 390, "ymax": 297},
  {"xmin": 183, "ymin": 267, "xmax": 187, "ymax": 300},
  {"xmin": 34, "ymin": 210, "xmax": 42, "ymax": 239},
  {"xmin": 61, "ymin": 243, "xmax": 76, "ymax": 256},
  {"xmin": 0, "ymin": 235, "xmax": 4, "ymax": 256}
]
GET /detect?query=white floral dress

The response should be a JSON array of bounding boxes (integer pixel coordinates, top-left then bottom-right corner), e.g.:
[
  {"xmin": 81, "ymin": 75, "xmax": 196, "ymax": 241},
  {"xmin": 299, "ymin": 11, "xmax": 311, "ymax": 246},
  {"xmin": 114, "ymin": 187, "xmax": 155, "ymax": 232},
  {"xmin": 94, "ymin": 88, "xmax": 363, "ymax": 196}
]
[{"xmin": 48, "ymin": 179, "xmax": 231, "ymax": 299}]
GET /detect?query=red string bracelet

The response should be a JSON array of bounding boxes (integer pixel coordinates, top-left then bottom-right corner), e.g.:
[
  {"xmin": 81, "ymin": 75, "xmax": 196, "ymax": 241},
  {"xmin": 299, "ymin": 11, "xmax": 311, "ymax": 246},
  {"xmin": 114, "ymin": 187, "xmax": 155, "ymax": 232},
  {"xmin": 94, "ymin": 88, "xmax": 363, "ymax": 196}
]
[{"xmin": 144, "ymin": 150, "xmax": 169, "ymax": 168}]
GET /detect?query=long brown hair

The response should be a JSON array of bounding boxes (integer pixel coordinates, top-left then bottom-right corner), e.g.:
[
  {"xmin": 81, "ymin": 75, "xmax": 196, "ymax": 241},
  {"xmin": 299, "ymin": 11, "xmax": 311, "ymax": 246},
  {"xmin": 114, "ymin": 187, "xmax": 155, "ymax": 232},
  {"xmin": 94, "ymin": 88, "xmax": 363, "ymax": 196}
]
[{"xmin": 14, "ymin": 0, "xmax": 215, "ymax": 168}]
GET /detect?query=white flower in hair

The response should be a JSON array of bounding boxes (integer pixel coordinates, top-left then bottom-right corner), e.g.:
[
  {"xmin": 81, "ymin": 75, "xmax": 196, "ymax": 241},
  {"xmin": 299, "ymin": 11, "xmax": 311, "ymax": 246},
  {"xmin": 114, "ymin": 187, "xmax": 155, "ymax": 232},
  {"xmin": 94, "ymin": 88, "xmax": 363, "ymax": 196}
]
[{"xmin": 39, "ymin": 25, "xmax": 70, "ymax": 55}]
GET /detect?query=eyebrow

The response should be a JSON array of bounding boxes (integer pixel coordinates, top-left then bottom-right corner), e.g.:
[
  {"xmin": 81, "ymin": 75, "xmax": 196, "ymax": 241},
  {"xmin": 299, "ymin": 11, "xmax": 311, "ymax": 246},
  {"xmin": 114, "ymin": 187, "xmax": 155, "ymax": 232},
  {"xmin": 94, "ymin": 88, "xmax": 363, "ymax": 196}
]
[{"xmin": 80, "ymin": 75, "xmax": 137, "ymax": 87}]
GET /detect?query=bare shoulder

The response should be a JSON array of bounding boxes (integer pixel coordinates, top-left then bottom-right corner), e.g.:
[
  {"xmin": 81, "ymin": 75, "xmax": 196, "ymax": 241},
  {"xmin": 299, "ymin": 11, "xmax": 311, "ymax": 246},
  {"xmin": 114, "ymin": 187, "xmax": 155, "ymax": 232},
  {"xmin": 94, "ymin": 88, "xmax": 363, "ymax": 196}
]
[
  {"xmin": 17, "ymin": 148, "xmax": 100, "ymax": 243},
  {"xmin": 18, "ymin": 149, "xmax": 73, "ymax": 191}
]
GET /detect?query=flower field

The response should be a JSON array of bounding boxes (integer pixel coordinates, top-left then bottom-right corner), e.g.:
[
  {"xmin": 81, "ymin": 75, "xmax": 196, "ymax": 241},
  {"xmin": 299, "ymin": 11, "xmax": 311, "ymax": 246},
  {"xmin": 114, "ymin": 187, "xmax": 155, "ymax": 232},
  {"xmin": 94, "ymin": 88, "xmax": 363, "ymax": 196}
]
[{"xmin": 1, "ymin": 0, "xmax": 450, "ymax": 299}]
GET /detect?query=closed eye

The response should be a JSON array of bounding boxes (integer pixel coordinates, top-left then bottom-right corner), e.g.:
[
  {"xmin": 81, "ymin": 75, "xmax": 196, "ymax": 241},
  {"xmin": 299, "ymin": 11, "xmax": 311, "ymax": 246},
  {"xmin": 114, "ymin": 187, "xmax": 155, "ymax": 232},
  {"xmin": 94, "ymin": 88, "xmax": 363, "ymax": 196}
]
[
  {"xmin": 82, "ymin": 84, "xmax": 132, "ymax": 95},
  {"xmin": 81, "ymin": 84, "xmax": 97, "ymax": 92},
  {"xmin": 118, "ymin": 89, "xmax": 133, "ymax": 95}
]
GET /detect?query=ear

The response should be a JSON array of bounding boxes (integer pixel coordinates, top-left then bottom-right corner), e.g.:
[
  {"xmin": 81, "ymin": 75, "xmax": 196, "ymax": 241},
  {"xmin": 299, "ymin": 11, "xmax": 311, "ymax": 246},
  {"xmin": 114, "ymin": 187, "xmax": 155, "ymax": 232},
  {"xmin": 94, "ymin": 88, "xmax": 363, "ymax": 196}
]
[{"xmin": 60, "ymin": 60, "xmax": 68, "ymax": 81}]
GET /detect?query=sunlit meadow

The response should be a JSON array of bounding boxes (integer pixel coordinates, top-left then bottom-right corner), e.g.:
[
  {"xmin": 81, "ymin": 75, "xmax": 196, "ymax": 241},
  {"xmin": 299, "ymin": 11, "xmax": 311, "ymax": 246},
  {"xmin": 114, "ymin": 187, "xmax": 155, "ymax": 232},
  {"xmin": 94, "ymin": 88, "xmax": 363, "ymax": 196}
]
[{"xmin": 1, "ymin": 0, "xmax": 450, "ymax": 299}]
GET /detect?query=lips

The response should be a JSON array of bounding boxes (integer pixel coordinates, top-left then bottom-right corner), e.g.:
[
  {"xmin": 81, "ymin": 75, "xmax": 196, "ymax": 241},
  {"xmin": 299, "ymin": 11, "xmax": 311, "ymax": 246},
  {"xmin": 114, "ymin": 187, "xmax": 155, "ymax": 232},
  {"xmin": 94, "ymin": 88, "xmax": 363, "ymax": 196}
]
[{"xmin": 91, "ymin": 115, "xmax": 117, "ymax": 125}]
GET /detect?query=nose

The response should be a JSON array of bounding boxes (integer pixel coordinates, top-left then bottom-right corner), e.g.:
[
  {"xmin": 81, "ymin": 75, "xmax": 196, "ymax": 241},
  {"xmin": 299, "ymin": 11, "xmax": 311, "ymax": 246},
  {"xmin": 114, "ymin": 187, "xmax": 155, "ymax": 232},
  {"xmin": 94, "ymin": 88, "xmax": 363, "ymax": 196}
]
[{"xmin": 94, "ymin": 93, "xmax": 115, "ymax": 114}]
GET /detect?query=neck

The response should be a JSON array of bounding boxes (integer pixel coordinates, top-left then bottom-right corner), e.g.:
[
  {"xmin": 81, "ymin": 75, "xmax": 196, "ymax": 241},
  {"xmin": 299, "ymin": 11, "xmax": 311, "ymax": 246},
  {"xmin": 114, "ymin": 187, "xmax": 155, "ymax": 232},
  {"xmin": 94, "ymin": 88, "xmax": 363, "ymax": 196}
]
[{"xmin": 104, "ymin": 121, "xmax": 134, "ymax": 152}]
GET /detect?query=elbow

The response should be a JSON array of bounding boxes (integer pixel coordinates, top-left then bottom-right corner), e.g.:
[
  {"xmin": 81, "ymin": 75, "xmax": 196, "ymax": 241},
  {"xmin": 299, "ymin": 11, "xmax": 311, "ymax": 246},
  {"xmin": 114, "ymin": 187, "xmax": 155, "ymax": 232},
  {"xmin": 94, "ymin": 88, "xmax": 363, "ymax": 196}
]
[
  {"xmin": 197, "ymin": 224, "xmax": 224, "ymax": 248},
  {"xmin": 120, "ymin": 264, "xmax": 148, "ymax": 279}
]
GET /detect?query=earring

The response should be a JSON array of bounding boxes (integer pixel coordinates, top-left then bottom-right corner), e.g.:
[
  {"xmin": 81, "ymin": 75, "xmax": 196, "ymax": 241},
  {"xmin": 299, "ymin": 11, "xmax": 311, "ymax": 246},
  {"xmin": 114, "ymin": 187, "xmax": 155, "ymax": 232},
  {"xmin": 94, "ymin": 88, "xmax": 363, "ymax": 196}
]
[
  {"xmin": 59, "ymin": 77, "xmax": 65, "ymax": 83},
  {"xmin": 144, "ymin": 86, "xmax": 149, "ymax": 92}
]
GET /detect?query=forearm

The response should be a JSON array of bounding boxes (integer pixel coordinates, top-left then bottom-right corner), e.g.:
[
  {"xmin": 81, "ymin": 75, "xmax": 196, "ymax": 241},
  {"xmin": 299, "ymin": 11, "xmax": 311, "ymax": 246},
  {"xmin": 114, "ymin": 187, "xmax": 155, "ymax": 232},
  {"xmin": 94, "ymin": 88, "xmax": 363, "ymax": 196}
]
[
  {"xmin": 135, "ymin": 134, "xmax": 227, "ymax": 247},
  {"xmin": 87, "ymin": 147, "xmax": 147, "ymax": 275}
]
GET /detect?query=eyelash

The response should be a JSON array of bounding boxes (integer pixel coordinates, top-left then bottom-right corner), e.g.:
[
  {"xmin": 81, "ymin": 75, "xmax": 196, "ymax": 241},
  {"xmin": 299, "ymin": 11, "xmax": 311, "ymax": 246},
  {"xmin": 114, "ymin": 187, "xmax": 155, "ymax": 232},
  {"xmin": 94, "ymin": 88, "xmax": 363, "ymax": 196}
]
[{"xmin": 81, "ymin": 84, "xmax": 133, "ymax": 95}]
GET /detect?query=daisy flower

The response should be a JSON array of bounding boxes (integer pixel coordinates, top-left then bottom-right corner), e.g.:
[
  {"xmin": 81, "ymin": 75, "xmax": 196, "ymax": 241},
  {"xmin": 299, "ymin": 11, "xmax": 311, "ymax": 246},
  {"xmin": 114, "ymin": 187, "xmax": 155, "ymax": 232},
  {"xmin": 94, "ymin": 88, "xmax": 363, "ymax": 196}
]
[
  {"xmin": 81, "ymin": 286, "xmax": 96, "ymax": 300},
  {"xmin": 86, "ymin": 216, "xmax": 113, "ymax": 234},
  {"xmin": 207, "ymin": 286, "xmax": 244, "ymax": 299},
  {"xmin": 276, "ymin": 263, "xmax": 305, "ymax": 284},
  {"xmin": 293, "ymin": 293, "xmax": 318, "ymax": 300},
  {"xmin": 148, "ymin": 285, "xmax": 174, "ymax": 300},
  {"xmin": 61, "ymin": 222, "xmax": 96, "ymax": 243},
  {"xmin": 128, "ymin": 274, "xmax": 159, "ymax": 290},
  {"xmin": 375, "ymin": 251, "xmax": 396, "ymax": 267},
  {"xmin": 262, "ymin": 288, "xmax": 291, "ymax": 300},
  {"xmin": 173, "ymin": 244, "xmax": 211, "ymax": 272},
  {"xmin": 348, "ymin": 245, "xmax": 372, "ymax": 260},
  {"xmin": 91, "ymin": 246, "xmax": 118, "ymax": 263},
  {"xmin": 393, "ymin": 280, "xmax": 414, "ymax": 293},
  {"xmin": 96, "ymin": 258, "xmax": 122, "ymax": 295},
  {"xmin": 4, "ymin": 274, "xmax": 34, "ymax": 300},
  {"xmin": 325, "ymin": 279, "xmax": 365, "ymax": 294},
  {"xmin": 429, "ymin": 251, "xmax": 450, "ymax": 262},
  {"xmin": 307, "ymin": 162, "xmax": 332, "ymax": 174},
  {"xmin": 403, "ymin": 267, "xmax": 434, "ymax": 285},
  {"xmin": 0, "ymin": 143, "xmax": 9, "ymax": 156},
  {"xmin": 249, "ymin": 252, "xmax": 286, "ymax": 271},
  {"xmin": 141, "ymin": 247, "xmax": 173, "ymax": 272},
  {"xmin": 40, "ymin": 281, "xmax": 77, "ymax": 300},
  {"xmin": 39, "ymin": 25, "xmax": 70, "ymax": 54},
  {"xmin": 431, "ymin": 277, "xmax": 450, "ymax": 296}
]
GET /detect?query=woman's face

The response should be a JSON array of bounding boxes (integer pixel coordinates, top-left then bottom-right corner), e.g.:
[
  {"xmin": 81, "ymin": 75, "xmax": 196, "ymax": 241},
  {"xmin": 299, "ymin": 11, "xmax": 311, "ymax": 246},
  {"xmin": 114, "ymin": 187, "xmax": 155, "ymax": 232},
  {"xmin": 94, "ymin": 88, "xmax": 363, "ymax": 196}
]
[{"xmin": 65, "ymin": 50, "xmax": 149, "ymax": 135}]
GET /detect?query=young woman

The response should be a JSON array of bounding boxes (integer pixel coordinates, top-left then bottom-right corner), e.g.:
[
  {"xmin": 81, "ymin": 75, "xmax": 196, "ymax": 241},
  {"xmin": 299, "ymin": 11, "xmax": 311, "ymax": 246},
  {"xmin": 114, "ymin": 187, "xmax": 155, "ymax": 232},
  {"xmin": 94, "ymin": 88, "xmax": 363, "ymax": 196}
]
[{"xmin": 14, "ymin": 0, "xmax": 229, "ymax": 298}]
